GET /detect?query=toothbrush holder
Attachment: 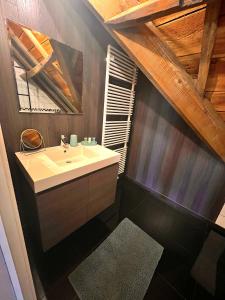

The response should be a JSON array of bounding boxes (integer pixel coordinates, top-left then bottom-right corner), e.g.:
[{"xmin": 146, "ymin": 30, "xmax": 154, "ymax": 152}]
[{"xmin": 70, "ymin": 134, "xmax": 78, "ymax": 147}]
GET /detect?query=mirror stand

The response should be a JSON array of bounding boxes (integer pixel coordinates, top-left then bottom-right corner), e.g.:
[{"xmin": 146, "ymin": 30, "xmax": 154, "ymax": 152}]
[
  {"xmin": 20, "ymin": 141, "xmax": 46, "ymax": 155},
  {"xmin": 20, "ymin": 129, "xmax": 45, "ymax": 154}
]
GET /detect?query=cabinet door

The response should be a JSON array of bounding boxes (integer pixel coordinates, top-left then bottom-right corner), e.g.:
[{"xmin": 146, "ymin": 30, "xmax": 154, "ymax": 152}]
[
  {"xmin": 87, "ymin": 164, "xmax": 118, "ymax": 221},
  {"xmin": 37, "ymin": 176, "xmax": 89, "ymax": 251}
]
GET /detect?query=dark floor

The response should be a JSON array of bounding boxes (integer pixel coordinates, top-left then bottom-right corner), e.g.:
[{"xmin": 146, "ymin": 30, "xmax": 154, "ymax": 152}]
[
  {"xmin": 28, "ymin": 177, "xmax": 221, "ymax": 300},
  {"xmin": 30, "ymin": 217, "xmax": 214, "ymax": 300},
  {"xmin": 36, "ymin": 219, "xmax": 110, "ymax": 300}
]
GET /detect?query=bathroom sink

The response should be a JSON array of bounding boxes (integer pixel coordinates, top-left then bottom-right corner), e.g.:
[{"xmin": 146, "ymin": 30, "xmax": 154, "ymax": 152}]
[
  {"xmin": 15, "ymin": 144, "xmax": 120, "ymax": 193},
  {"xmin": 45, "ymin": 146, "xmax": 99, "ymax": 167}
]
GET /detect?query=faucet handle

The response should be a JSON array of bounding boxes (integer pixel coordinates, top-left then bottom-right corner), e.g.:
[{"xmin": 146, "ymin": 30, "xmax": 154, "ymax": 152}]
[{"xmin": 61, "ymin": 135, "xmax": 68, "ymax": 143}]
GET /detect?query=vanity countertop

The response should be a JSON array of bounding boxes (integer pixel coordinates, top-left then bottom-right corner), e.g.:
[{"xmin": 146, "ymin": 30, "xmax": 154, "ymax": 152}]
[{"xmin": 15, "ymin": 144, "xmax": 120, "ymax": 193}]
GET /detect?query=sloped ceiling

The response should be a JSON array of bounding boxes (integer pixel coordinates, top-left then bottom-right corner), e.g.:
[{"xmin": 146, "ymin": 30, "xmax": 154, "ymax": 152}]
[
  {"xmin": 153, "ymin": 2, "xmax": 225, "ymax": 120},
  {"xmin": 84, "ymin": 0, "xmax": 225, "ymax": 162}
]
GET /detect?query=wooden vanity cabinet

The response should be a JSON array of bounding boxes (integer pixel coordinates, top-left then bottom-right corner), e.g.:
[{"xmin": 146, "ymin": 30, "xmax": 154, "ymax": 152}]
[
  {"xmin": 88, "ymin": 165, "xmax": 119, "ymax": 220},
  {"xmin": 34, "ymin": 163, "xmax": 118, "ymax": 251}
]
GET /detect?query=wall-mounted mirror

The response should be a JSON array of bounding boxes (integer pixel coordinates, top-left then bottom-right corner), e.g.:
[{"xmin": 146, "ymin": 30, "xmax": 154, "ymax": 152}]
[{"xmin": 7, "ymin": 20, "xmax": 83, "ymax": 114}]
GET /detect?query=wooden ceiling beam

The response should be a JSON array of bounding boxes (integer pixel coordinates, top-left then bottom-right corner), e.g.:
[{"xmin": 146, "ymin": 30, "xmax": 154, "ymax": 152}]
[
  {"xmin": 85, "ymin": 0, "xmax": 225, "ymax": 162},
  {"xmin": 196, "ymin": 0, "xmax": 221, "ymax": 96},
  {"xmin": 20, "ymin": 53, "xmax": 56, "ymax": 80},
  {"xmin": 105, "ymin": 0, "xmax": 208, "ymax": 28}
]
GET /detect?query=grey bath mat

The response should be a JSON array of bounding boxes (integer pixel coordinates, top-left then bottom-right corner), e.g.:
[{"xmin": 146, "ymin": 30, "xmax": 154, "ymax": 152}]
[{"xmin": 68, "ymin": 218, "xmax": 163, "ymax": 300}]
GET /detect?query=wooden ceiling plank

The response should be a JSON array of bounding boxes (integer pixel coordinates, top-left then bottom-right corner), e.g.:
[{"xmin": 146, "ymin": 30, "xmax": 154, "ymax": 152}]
[
  {"xmin": 105, "ymin": 0, "xmax": 208, "ymax": 28},
  {"xmin": 218, "ymin": 111, "xmax": 225, "ymax": 121},
  {"xmin": 85, "ymin": 0, "xmax": 225, "ymax": 161},
  {"xmin": 206, "ymin": 91, "xmax": 225, "ymax": 112},
  {"xmin": 197, "ymin": 0, "xmax": 222, "ymax": 96},
  {"xmin": 153, "ymin": 3, "xmax": 206, "ymax": 27}
]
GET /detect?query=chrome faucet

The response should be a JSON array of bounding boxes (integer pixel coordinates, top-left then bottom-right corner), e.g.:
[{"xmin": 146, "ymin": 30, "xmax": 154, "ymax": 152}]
[{"xmin": 60, "ymin": 135, "xmax": 69, "ymax": 149}]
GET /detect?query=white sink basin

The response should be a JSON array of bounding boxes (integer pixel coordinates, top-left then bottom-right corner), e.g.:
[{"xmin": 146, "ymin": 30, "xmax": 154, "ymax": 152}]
[
  {"xmin": 15, "ymin": 144, "xmax": 120, "ymax": 193},
  {"xmin": 45, "ymin": 146, "xmax": 99, "ymax": 167}
]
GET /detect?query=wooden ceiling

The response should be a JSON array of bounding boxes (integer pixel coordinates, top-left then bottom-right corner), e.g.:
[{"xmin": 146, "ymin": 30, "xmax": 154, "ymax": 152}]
[{"xmin": 84, "ymin": 0, "xmax": 225, "ymax": 162}]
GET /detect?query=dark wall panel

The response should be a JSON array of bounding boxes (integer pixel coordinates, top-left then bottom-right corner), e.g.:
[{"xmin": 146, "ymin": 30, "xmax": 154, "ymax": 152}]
[
  {"xmin": 1, "ymin": 0, "xmax": 224, "ymax": 223},
  {"xmin": 0, "ymin": 0, "xmax": 118, "ymax": 204},
  {"xmin": 0, "ymin": 0, "xmax": 120, "ymax": 216},
  {"xmin": 127, "ymin": 73, "xmax": 225, "ymax": 221},
  {"xmin": 0, "ymin": 0, "xmax": 115, "ymax": 156}
]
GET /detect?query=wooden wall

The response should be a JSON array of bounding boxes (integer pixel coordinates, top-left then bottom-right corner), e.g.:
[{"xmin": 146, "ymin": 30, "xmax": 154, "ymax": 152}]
[
  {"xmin": 1, "ymin": 0, "xmax": 224, "ymax": 223},
  {"xmin": 127, "ymin": 73, "xmax": 225, "ymax": 221},
  {"xmin": 0, "ymin": 0, "xmax": 115, "ymax": 158},
  {"xmin": 0, "ymin": 0, "xmax": 118, "ymax": 206}
]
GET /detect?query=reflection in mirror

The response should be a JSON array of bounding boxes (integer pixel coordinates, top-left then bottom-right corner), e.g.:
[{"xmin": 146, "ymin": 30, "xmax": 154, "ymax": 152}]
[
  {"xmin": 7, "ymin": 20, "xmax": 83, "ymax": 114},
  {"xmin": 20, "ymin": 129, "xmax": 44, "ymax": 152}
]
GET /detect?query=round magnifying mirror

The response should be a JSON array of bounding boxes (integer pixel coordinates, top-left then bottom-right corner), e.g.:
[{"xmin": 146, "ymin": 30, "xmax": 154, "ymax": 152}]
[{"xmin": 20, "ymin": 129, "xmax": 44, "ymax": 151}]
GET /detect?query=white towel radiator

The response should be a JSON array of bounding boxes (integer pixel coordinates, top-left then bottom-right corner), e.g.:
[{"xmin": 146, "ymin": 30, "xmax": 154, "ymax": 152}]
[{"xmin": 102, "ymin": 45, "xmax": 138, "ymax": 175}]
